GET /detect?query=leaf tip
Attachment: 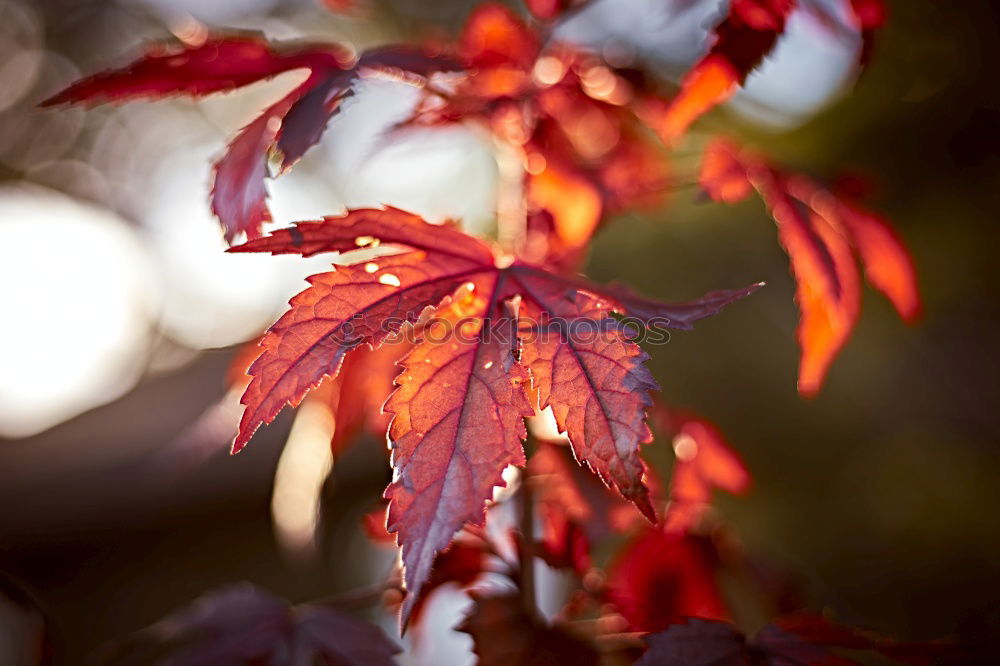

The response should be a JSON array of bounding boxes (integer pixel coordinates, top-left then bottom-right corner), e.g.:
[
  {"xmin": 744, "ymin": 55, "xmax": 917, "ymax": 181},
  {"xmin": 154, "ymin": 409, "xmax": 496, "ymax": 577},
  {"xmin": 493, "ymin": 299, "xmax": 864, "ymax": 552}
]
[
  {"xmin": 230, "ymin": 435, "xmax": 249, "ymax": 455},
  {"xmin": 37, "ymin": 94, "xmax": 64, "ymax": 108},
  {"xmin": 795, "ymin": 378, "xmax": 821, "ymax": 400}
]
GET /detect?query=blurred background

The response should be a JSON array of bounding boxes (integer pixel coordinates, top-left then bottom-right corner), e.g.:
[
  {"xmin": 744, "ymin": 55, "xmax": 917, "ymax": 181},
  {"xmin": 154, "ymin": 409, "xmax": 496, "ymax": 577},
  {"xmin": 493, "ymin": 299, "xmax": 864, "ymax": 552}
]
[{"xmin": 0, "ymin": 0, "xmax": 997, "ymax": 663}]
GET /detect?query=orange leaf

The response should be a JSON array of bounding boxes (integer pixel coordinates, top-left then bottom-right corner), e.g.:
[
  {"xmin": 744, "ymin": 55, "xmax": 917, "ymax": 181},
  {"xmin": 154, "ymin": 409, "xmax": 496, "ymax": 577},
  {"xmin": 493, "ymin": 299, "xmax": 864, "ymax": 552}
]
[
  {"xmin": 528, "ymin": 160, "xmax": 603, "ymax": 251},
  {"xmin": 702, "ymin": 139, "xmax": 919, "ymax": 396},
  {"xmin": 46, "ymin": 37, "xmax": 459, "ymax": 241},
  {"xmin": 660, "ymin": 0, "xmax": 796, "ymax": 139},
  {"xmin": 459, "ymin": 3, "xmax": 539, "ymax": 71},
  {"xmin": 758, "ymin": 171, "xmax": 861, "ymax": 396},
  {"xmin": 660, "ymin": 56, "xmax": 739, "ymax": 141},
  {"xmin": 699, "ymin": 138, "xmax": 753, "ymax": 204},
  {"xmin": 838, "ymin": 203, "xmax": 922, "ymax": 323}
]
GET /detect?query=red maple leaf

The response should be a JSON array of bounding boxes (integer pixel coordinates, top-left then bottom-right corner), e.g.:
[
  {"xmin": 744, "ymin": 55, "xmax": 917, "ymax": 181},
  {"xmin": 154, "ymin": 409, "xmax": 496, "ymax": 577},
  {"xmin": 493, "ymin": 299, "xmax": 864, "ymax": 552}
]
[
  {"xmin": 607, "ymin": 530, "xmax": 729, "ymax": 633},
  {"xmin": 654, "ymin": 406, "xmax": 751, "ymax": 533},
  {"xmin": 229, "ymin": 206, "xmax": 760, "ymax": 628},
  {"xmin": 397, "ymin": 4, "xmax": 674, "ymax": 261},
  {"xmin": 42, "ymin": 35, "xmax": 459, "ymax": 243},
  {"xmin": 658, "ymin": 0, "xmax": 797, "ymax": 139},
  {"xmin": 657, "ymin": 0, "xmax": 887, "ymax": 139},
  {"xmin": 699, "ymin": 138, "xmax": 920, "ymax": 396}
]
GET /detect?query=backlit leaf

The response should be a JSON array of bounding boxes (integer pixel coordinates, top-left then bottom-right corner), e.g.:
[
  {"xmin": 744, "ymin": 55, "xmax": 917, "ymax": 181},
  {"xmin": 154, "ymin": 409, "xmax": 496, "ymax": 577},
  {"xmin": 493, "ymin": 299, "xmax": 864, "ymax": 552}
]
[
  {"xmin": 607, "ymin": 531, "xmax": 728, "ymax": 632},
  {"xmin": 700, "ymin": 138, "xmax": 920, "ymax": 395},
  {"xmin": 226, "ymin": 208, "xmax": 759, "ymax": 628},
  {"xmin": 45, "ymin": 37, "xmax": 458, "ymax": 242},
  {"xmin": 384, "ymin": 280, "xmax": 533, "ymax": 628},
  {"xmin": 660, "ymin": 0, "xmax": 796, "ymax": 139}
]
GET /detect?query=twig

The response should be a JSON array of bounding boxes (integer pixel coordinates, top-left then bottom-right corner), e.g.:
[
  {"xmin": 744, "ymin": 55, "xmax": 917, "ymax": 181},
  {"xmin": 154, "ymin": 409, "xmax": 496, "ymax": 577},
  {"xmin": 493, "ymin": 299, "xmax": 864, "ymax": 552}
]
[
  {"xmin": 518, "ymin": 465, "xmax": 537, "ymax": 616},
  {"xmin": 309, "ymin": 577, "xmax": 401, "ymax": 613}
]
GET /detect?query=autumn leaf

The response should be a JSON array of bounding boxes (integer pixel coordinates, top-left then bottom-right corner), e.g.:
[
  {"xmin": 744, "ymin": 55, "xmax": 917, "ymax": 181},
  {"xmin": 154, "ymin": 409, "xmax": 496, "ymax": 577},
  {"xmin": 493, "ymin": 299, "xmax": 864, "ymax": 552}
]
[
  {"xmin": 458, "ymin": 592, "xmax": 599, "ymax": 666},
  {"xmin": 659, "ymin": 0, "xmax": 890, "ymax": 139},
  {"xmin": 659, "ymin": 0, "xmax": 797, "ymax": 139},
  {"xmin": 654, "ymin": 407, "xmax": 751, "ymax": 533},
  {"xmin": 700, "ymin": 138, "xmax": 920, "ymax": 396},
  {"xmin": 100, "ymin": 583, "xmax": 399, "ymax": 666},
  {"xmin": 383, "ymin": 285, "xmax": 534, "ymax": 628},
  {"xmin": 39, "ymin": 36, "xmax": 350, "ymax": 106},
  {"xmin": 607, "ymin": 530, "xmax": 729, "ymax": 632},
  {"xmin": 228, "ymin": 211, "xmax": 492, "ymax": 453},
  {"xmin": 528, "ymin": 441, "xmax": 648, "ymax": 574},
  {"xmin": 230, "ymin": 206, "xmax": 760, "ymax": 629},
  {"xmin": 459, "ymin": 3, "xmax": 540, "ymax": 98},
  {"xmin": 229, "ymin": 255, "xmax": 478, "ymax": 454},
  {"xmin": 526, "ymin": 156, "xmax": 603, "ymax": 253},
  {"xmin": 389, "ymin": 5, "xmax": 676, "ymax": 259},
  {"xmin": 516, "ymin": 280, "xmax": 659, "ymax": 520},
  {"xmin": 43, "ymin": 36, "xmax": 459, "ymax": 242}
]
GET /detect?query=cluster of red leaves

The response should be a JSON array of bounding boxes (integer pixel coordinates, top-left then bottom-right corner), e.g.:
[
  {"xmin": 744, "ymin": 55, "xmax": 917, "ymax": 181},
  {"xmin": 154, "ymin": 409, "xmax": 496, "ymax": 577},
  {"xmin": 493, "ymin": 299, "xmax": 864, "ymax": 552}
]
[
  {"xmin": 43, "ymin": 35, "xmax": 460, "ymax": 242},
  {"xmin": 700, "ymin": 138, "xmax": 921, "ymax": 395},
  {"xmin": 355, "ymin": 415, "xmax": 741, "ymax": 642},
  {"xmin": 401, "ymin": 3, "xmax": 675, "ymax": 263},
  {"xmin": 41, "ymin": 2, "xmax": 916, "ymax": 401},
  {"xmin": 412, "ymin": 404, "xmax": 931, "ymax": 665},
  {"xmin": 449, "ymin": 409, "xmax": 747, "ymax": 636},
  {"xmin": 226, "ymin": 206, "xmax": 757, "ymax": 626},
  {"xmin": 659, "ymin": 0, "xmax": 887, "ymax": 139},
  {"xmin": 41, "ymin": 2, "xmax": 930, "ymax": 662}
]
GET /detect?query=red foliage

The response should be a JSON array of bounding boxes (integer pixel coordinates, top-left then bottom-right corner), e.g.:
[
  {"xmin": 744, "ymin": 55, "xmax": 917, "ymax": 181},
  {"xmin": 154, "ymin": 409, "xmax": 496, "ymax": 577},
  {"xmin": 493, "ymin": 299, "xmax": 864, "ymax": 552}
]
[
  {"xmin": 42, "ymin": 4, "xmax": 926, "ymax": 661},
  {"xmin": 607, "ymin": 530, "xmax": 729, "ymax": 632},
  {"xmin": 393, "ymin": 3, "xmax": 675, "ymax": 261},
  {"xmin": 659, "ymin": 0, "xmax": 796, "ymax": 139},
  {"xmin": 529, "ymin": 442, "xmax": 644, "ymax": 574},
  {"xmin": 43, "ymin": 36, "xmax": 458, "ymax": 242},
  {"xmin": 700, "ymin": 138, "xmax": 920, "ymax": 395},
  {"xmin": 232, "ymin": 206, "xmax": 757, "ymax": 627},
  {"xmin": 655, "ymin": 407, "xmax": 751, "ymax": 532}
]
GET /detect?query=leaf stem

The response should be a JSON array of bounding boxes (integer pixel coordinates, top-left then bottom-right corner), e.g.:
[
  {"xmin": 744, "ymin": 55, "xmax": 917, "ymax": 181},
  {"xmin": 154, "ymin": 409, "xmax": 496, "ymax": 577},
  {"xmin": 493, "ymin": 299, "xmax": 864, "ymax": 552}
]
[
  {"xmin": 310, "ymin": 577, "xmax": 401, "ymax": 612},
  {"xmin": 519, "ymin": 460, "xmax": 537, "ymax": 616}
]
